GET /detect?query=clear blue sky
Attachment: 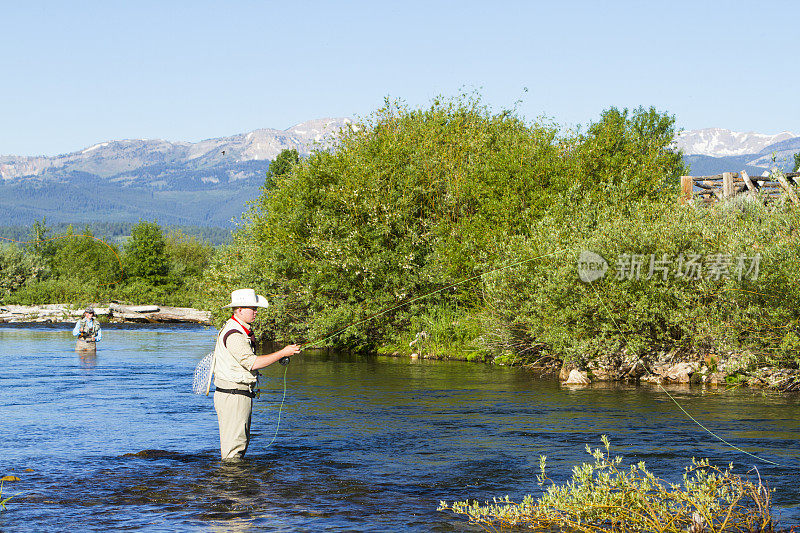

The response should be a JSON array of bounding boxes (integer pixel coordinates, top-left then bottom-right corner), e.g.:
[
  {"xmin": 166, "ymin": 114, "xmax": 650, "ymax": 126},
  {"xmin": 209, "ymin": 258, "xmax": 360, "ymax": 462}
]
[{"xmin": 2, "ymin": 0, "xmax": 798, "ymax": 156}]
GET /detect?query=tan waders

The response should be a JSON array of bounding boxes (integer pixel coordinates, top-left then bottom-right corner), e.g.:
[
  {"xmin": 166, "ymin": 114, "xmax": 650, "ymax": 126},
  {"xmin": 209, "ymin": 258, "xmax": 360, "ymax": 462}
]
[
  {"xmin": 75, "ymin": 339, "xmax": 97, "ymax": 351},
  {"xmin": 212, "ymin": 303, "xmax": 262, "ymax": 461},
  {"xmin": 213, "ymin": 378, "xmax": 255, "ymax": 461}
]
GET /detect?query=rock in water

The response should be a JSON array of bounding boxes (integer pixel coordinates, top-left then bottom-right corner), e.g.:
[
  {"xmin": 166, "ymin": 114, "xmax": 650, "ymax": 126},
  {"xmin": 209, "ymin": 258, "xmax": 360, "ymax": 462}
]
[{"xmin": 564, "ymin": 369, "xmax": 591, "ymax": 384}]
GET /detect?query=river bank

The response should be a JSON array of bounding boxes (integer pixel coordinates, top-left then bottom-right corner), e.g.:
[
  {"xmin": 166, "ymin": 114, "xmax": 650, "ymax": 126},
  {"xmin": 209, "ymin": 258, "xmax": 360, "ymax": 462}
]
[
  {"xmin": 0, "ymin": 303, "xmax": 211, "ymax": 325},
  {"xmin": 558, "ymin": 347, "xmax": 800, "ymax": 393},
  {"xmin": 381, "ymin": 344, "xmax": 800, "ymax": 393},
  {"xmin": 3, "ymin": 302, "xmax": 797, "ymax": 392}
]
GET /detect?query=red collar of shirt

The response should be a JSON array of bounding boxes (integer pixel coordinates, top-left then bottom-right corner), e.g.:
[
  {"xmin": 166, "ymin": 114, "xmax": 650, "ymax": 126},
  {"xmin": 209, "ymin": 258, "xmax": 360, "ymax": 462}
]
[{"xmin": 231, "ymin": 315, "xmax": 253, "ymax": 337}]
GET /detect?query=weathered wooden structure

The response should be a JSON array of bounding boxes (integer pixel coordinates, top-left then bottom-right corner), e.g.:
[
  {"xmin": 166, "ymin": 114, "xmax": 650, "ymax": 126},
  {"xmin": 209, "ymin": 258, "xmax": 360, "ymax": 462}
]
[{"xmin": 680, "ymin": 170, "xmax": 800, "ymax": 204}]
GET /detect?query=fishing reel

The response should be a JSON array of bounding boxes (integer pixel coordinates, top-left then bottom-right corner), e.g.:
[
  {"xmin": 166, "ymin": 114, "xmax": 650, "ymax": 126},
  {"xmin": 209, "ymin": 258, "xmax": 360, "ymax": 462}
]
[{"xmin": 279, "ymin": 343, "xmax": 303, "ymax": 366}]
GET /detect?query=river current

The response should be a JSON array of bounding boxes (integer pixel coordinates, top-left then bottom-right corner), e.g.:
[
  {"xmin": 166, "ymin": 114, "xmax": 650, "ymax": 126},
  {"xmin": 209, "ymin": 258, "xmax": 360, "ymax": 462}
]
[{"xmin": 1, "ymin": 323, "xmax": 799, "ymax": 531}]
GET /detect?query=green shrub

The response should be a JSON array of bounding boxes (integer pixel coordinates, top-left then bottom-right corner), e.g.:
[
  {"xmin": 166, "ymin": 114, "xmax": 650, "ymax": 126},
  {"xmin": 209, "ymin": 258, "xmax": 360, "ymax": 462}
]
[
  {"xmin": 479, "ymin": 199, "xmax": 800, "ymax": 365},
  {"xmin": 4, "ymin": 220, "xmax": 218, "ymax": 308},
  {"xmin": 164, "ymin": 230, "xmax": 213, "ymax": 281},
  {"xmin": 123, "ymin": 221, "xmax": 169, "ymax": 286},
  {"xmin": 203, "ymin": 96, "xmax": 685, "ymax": 350},
  {"xmin": 7, "ymin": 277, "xmax": 108, "ymax": 305},
  {"xmin": 196, "ymin": 93, "xmax": 798, "ymax": 368},
  {"xmin": 379, "ymin": 305, "xmax": 488, "ymax": 360},
  {"xmin": 0, "ymin": 243, "xmax": 45, "ymax": 303},
  {"xmin": 210, "ymin": 96, "xmax": 579, "ymax": 347},
  {"xmin": 48, "ymin": 227, "xmax": 121, "ymax": 285}
]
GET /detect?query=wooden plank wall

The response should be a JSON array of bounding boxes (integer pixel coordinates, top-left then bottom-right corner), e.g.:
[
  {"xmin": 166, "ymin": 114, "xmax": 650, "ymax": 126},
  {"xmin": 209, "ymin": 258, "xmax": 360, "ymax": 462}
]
[{"xmin": 680, "ymin": 170, "xmax": 800, "ymax": 204}]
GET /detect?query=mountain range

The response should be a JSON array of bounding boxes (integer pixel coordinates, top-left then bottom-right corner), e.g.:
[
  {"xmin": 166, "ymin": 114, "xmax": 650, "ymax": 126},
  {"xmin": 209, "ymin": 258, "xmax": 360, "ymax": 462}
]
[
  {"xmin": 0, "ymin": 117, "xmax": 352, "ymax": 186},
  {"xmin": 0, "ymin": 118, "xmax": 352, "ymax": 227},
  {"xmin": 674, "ymin": 128, "xmax": 799, "ymax": 176},
  {"xmin": 1, "ymin": 120, "xmax": 797, "ymax": 229}
]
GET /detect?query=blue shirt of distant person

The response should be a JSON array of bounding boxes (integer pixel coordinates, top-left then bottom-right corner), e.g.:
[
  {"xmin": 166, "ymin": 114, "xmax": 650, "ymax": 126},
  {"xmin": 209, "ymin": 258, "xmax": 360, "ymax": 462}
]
[{"xmin": 72, "ymin": 307, "xmax": 102, "ymax": 342}]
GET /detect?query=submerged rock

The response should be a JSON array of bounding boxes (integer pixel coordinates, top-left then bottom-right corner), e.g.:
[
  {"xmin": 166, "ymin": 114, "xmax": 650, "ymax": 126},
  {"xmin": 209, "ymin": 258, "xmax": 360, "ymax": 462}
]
[
  {"xmin": 122, "ymin": 449, "xmax": 177, "ymax": 459},
  {"xmin": 706, "ymin": 372, "xmax": 727, "ymax": 385},
  {"xmin": 559, "ymin": 362, "xmax": 580, "ymax": 381},
  {"xmin": 554, "ymin": 347, "xmax": 797, "ymax": 392},
  {"xmin": 564, "ymin": 369, "xmax": 591, "ymax": 384}
]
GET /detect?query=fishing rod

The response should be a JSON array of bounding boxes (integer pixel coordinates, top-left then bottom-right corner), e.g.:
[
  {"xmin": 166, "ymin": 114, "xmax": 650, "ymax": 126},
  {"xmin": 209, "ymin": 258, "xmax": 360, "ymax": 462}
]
[
  {"xmin": 262, "ymin": 248, "xmax": 569, "ymax": 445},
  {"xmin": 275, "ymin": 248, "xmax": 569, "ymax": 365}
]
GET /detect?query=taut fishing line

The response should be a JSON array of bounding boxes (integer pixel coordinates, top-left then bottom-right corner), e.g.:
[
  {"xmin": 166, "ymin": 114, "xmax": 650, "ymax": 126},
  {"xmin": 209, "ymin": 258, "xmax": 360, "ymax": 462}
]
[{"xmin": 586, "ymin": 278, "xmax": 787, "ymax": 468}]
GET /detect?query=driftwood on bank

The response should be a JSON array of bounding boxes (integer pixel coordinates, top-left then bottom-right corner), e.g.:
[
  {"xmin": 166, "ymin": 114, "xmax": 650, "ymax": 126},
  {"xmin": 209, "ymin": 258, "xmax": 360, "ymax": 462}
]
[{"xmin": 0, "ymin": 303, "xmax": 211, "ymax": 325}]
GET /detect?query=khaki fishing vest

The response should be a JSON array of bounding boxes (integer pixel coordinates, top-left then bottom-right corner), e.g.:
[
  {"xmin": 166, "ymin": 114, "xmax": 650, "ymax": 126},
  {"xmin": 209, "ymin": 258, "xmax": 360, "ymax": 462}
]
[
  {"xmin": 77, "ymin": 318, "xmax": 101, "ymax": 337},
  {"xmin": 213, "ymin": 318, "xmax": 258, "ymax": 386}
]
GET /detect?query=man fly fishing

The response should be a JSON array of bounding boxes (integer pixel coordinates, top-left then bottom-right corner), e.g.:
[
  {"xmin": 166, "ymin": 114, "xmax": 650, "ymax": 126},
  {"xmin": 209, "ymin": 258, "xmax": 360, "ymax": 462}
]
[{"xmin": 213, "ymin": 288, "xmax": 301, "ymax": 461}]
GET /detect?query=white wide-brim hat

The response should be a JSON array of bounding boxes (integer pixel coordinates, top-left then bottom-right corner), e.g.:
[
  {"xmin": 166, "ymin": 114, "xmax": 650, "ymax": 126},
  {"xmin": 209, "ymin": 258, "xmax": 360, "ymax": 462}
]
[{"xmin": 223, "ymin": 288, "xmax": 270, "ymax": 309}]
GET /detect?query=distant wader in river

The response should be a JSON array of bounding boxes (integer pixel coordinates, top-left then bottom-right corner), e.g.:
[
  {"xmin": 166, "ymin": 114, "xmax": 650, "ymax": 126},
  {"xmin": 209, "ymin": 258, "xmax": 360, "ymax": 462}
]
[
  {"xmin": 213, "ymin": 289, "xmax": 301, "ymax": 461},
  {"xmin": 73, "ymin": 306, "xmax": 101, "ymax": 351}
]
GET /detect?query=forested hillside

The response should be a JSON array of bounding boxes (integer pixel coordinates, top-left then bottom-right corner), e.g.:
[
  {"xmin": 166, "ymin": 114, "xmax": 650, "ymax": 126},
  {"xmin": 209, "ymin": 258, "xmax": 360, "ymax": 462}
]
[
  {"xmin": 0, "ymin": 220, "xmax": 213, "ymax": 306},
  {"xmin": 0, "ymin": 222, "xmax": 231, "ymax": 246},
  {"xmin": 0, "ymin": 175, "xmax": 262, "ymax": 227}
]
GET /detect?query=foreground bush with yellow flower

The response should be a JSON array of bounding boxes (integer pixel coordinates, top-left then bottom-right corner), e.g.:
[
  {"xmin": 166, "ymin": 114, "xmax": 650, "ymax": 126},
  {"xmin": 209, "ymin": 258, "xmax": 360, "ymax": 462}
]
[{"xmin": 439, "ymin": 436, "xmax": 775, "ymax": 532}]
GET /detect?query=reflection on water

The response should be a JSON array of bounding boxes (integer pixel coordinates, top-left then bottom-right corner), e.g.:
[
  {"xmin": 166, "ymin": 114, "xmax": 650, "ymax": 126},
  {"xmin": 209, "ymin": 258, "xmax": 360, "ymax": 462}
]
[
  {"xmin": 76, "ymin": 346, "xmax": 97, "ymax": 369},
  {"xmin": 1, "ymin": 323, "xmax": 799, "ymax": 532}
]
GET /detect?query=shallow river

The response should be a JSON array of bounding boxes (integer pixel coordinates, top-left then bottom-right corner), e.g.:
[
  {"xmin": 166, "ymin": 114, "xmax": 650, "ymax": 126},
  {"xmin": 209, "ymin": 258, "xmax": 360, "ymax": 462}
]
[{"xmin": 1, "ymin": 324, "xmax": 799, "ymax": 531}]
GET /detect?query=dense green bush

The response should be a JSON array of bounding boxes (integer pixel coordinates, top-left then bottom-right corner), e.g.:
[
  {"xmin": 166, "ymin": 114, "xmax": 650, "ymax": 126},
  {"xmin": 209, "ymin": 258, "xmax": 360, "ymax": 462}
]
[
  {"xmin": 479, "ymin": 199, "xmax": 800, "ymax": 365},
  {"xmin": 265, "ymin": 148, "xmax": 300, "ymax": 189},
  {"xmin": 205, "ymin": 96, "xmax": 578, "ymax": 346},
  {"xmin": 8, "ymin": 278, "xmax": 109, "ymax": 305},
  {"xmin": 123, "ymin": 221, "xmax": 169, "ymax": 286},
  {"xmin": 164, "ymin": 230, "xmax": 213, "ymax": 281},
  {"xmin": 200, "ymin": 95, "xmax": 799, "ymax": 367},
  {"xmin": 2, "ymin": 224, "xmax": 120, "ymax": 305},
  {"xmin": 49, "ymin": 229, "xmax": 121, "ymax": 285},
  {"xmin": 570, "ymin": 106, "xmax": 685, "ymax": 212},
  {"xmin": 201, "ymin": 96, "xmax": 693, "ymax": 356}
]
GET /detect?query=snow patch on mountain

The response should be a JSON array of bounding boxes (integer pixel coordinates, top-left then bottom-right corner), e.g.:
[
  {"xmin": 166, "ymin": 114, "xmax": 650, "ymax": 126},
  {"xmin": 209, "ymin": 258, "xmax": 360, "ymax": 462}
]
[
  {"xmin": 675, "ymin": 128, "xmax": 796, "ymax": 157},
  {"xmin": 0, "ymin": 118, "xmax": 351, "ymax": 181},
  {"xmin": 82, "ymin": 142, "xmax": 110, "ymax": 154}
]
